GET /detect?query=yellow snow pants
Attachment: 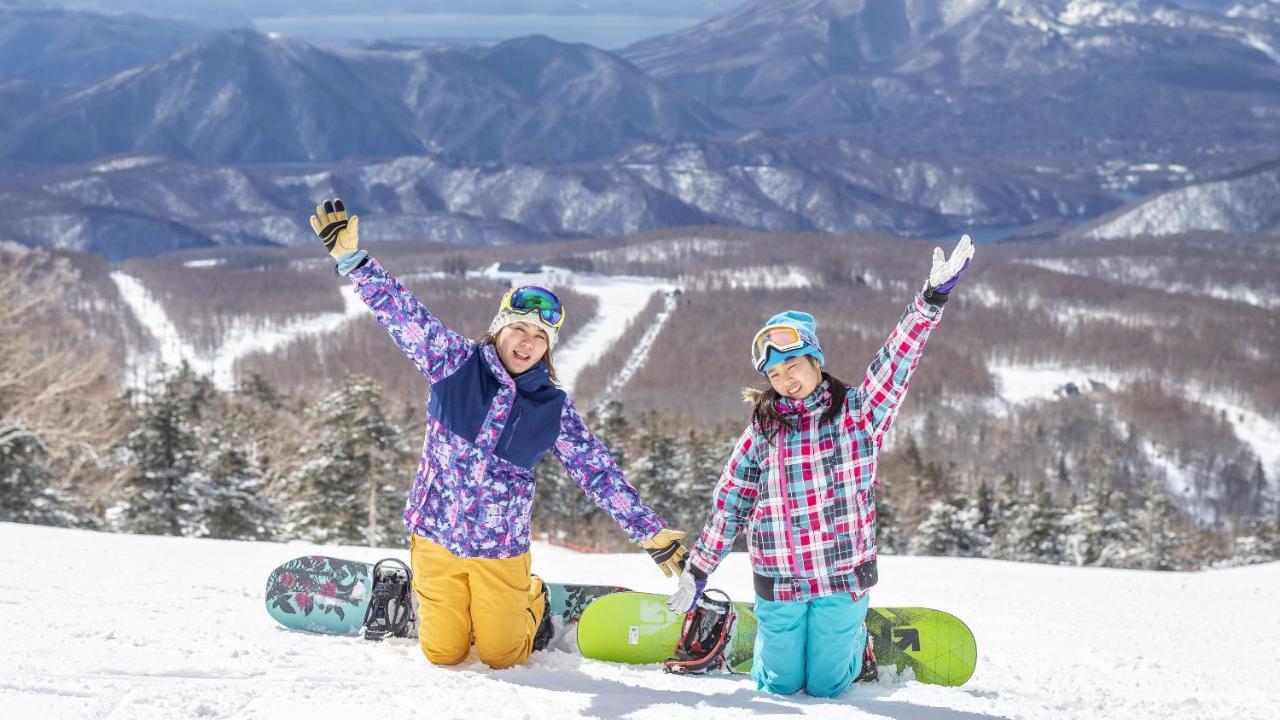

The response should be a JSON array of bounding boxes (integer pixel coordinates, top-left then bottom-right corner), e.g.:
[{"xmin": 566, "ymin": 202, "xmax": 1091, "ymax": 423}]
[{"xmin": 409, "ymin": 534, "xmax": 546, "ymax": 669}]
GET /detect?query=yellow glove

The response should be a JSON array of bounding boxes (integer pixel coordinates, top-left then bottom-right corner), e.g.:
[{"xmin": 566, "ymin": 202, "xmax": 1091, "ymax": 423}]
[
  {"xmin": 638, "ymin": 528, "xmax": 688, "ymax": 578},
  {"xmin": 309, "ymin": 197, "xmax": 360, "ymax": 259}
]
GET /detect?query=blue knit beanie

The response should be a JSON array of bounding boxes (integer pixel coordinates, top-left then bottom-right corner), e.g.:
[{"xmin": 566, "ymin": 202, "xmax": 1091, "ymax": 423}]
[{"xmin": 754, "ymin": 310, "xmax": 825, "ymax": 374}]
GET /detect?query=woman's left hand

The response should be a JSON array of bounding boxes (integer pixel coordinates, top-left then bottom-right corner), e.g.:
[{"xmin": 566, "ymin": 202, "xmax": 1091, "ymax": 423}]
[
  {"xmin": 310, "ymin": 197, "xmax": 360, "ymax": 260},
  {"xmin": 926, "ymin": 233, "xmax": 975, "ymax": 296}
]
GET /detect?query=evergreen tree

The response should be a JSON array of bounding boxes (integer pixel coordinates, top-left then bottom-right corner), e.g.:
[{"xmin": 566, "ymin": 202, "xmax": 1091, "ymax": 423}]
[
  {"xmin": 190, "ymin": 419, "xmax": 277, "ymax": 541},
  {"xmin": 112, "ymin": 363, "xmax": 208, "ymax": 536},
  {"xmin": 894, "ymin": 434, "xmax": 949, "ymax": 533},
  {"xmin": 909, "ymin": 495, "xmax": 987, "ymax": 557},
  {"xmin": 1248, "ymin": 461, "xmax": 1269, "ymax": 513},
  {"xmin": 874, "ymin": 481, "xmax": 906, "ymax": 555},
  {"xmin": 593, "ymin": 400, "xmax": 632, "ymax": 470},
  {"xmin": 1230, "ymin": 510, "xmax": 1279, "ymax": 565},
  {"xmin": 532, "ymin": 453, "xmax": 574, "ymax": 540},
  {"xmin": 1134, "ymin": 476, "xmax": 1186, "ymax": 571},
  {"xmin": 283, "ymin": 375, "xmax": 407, "ymax": 546},
  {"xmin": 995, "ymin": 480, "xmax": 1066, "ymax": 564},
  {"xmin": 0, "ymin": 432, "xmax": 79, "ymax": 527},
  {"xmin": 677, "ymin": 429, "xmax": 722, "ymax": 533},
  {"xmin": 236, "ymin": 372, "xmax": 286, "ymax": 410},
  {"xmin": 568, "ymin": 400, "xmax": 634, "ymax": 537},
  {"xmin": 975, "ymin": 480, "xmax": 997, "ymax": 544},
  {"xmin": 1062, "ymin": 477, "xmax": 1141, "ymax": 568},
  {"xmin": 987, "ymin": 472, "xmax": 1022, "ymax": 560},
  {"xmin": 627, "ymin": 413, "xmax": 682, "ymax": 528}
]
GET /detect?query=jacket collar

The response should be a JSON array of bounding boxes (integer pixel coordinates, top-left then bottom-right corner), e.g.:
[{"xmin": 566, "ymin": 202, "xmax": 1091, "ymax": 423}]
[
  {"xmin": 775, "ymin": 379, "xmax": 832, "ymax": 417},
  {"xmin": 480, "ymin": 343, "xmax": 555, "ymax": 395}
]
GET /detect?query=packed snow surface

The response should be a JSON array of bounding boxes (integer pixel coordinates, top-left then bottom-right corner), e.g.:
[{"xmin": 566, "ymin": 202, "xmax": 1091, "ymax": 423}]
[{"xmin": 1, "ymin": 522, "xmax": 1276, "ymax": 720}]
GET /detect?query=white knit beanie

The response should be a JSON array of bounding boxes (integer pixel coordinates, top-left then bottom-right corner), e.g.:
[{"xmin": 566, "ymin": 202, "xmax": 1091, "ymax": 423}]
[{"xmin": 489, "ymin": 299, "xmax": 562, "ymax": 349}]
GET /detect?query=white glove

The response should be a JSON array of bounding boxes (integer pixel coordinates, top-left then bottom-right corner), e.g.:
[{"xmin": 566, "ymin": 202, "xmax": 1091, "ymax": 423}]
[
  {"xmin": 666, "ymin": 567, "xmax": 707, "ymax": 614},
  {"xmin": 927, "ymin": 233, "xmax": 975, "ymax": 294}
]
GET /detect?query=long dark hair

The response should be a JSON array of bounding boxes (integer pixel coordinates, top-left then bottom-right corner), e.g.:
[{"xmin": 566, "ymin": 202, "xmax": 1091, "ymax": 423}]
[
  {"xmin": 743, "ymin": 361, "xmax": 848, "ymax": 442},
  {"xmin": 477, "ymin": 330, "xmax": 561, "ymax": 386}
]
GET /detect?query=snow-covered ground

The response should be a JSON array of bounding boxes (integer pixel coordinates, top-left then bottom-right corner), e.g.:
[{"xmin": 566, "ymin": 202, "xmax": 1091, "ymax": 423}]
[
  {"xmin": 2, "ymin": 522, "xmax": 1276, "ymax": 720},
  {"xmin": 476, "ymin": 263, "xmax": 678, "ymax": 395},
  {"xmin": 986, "ymin": 361, "xmax": 1127, "ymax": 406}
]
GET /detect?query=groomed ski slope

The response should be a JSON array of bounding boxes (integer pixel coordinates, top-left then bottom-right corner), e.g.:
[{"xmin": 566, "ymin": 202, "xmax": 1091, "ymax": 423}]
[
  {"xmin": 111, "ymin": 263, "xmax": 677, "ymax": 397},
  {"xmin": 1, "ymin": 522, "xmax": 1275, "ymax": 720}
]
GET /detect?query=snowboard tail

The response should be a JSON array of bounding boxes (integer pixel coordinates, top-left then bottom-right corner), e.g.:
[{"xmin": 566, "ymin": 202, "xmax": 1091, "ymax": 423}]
[
  {"xmin": 576, "ymin": 591, "xmax": 977, "ymax": 687},
  {"xmin": 266, "ymin": 555, "xmax": 373, "ymax": 635},
  {"xmin": 265, "ymin": 555, "xmax": 629, "ymax": 638}
]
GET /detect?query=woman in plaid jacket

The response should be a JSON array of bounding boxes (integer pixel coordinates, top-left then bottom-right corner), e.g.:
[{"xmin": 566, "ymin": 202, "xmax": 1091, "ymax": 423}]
[{"xmin": 668, "ymin": 235, "xmax": 975, "ymax": 697}]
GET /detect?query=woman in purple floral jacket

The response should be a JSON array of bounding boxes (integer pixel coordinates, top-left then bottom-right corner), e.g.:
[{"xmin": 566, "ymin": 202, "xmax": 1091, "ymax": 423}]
[
  {"xmin": 667, "ymin": 235, "xmax": 975, "ymax": 698},
  {"xmin": 310, "ymin": 198, "xmax": 686, "ymax": 670}
]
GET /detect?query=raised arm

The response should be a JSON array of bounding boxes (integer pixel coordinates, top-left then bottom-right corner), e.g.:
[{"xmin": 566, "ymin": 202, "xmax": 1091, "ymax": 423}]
[
  {"xmin": 846, "ymin": 234, "xmax": 974, "ymax": 444},
  {"xmin": 311, "ymin": 197, "xmax": 472, "ymax": 383},
  {"xmin": 847, "ymin": 295, "xmax": 942, "ymax": 443}
]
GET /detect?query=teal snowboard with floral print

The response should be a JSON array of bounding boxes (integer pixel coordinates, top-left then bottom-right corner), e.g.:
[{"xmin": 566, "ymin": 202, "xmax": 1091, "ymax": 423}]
[{"xmin": 265, "ymin": 555, "xmax": 629, "ymax": 638}]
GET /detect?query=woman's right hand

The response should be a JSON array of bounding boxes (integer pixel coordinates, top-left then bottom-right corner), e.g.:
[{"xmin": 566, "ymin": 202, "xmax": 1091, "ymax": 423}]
[
  {"xmin": 666, "ymin": 565, "xmax": 708, "ymax": 614},
  {"xmin": 925, "ymin": 233, "xmax": 974, "ymax": 296},
  {"xmin": 310, "ymin": 197, "xmax": 360, "ymax": 259}
]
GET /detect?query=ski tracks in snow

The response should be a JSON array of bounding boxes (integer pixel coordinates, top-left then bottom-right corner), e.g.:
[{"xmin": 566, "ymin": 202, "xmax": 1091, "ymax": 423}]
[
  {"xmin": 113, "ymin": 263, "xmax": 679, "ymax": 399},
  {"xmin": 110, "ymin": 271, "xmax": 367, "ymax": 391},
  {"xmin": 474, "ymin": 264, "xmax": 680, "ymax": 396},
  {"xmin": 591, "ymin": 289, "xmax": 679, "ymax": 410}
]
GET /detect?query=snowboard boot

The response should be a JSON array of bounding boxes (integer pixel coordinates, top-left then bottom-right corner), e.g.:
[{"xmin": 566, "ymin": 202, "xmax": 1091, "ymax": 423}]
[
  {"xmin": 855, "ymin": 630, "xmax": 878, "ymax": 683},
  {"xmin": 663, "ymin": 589, "xmax": 734, "ymax": 675},
  {"xmin": 532, "ymin": 576, "xmax": 554, "ymax": 652},
  {"xmin": 361, "ymin": 558, "xmax": 416, "ymax": 642}
]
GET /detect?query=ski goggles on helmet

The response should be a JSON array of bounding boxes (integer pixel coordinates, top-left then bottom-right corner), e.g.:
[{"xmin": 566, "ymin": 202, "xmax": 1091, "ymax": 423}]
[
  {"xmin": 751, "ymin": 325, "xmax": 816, "ymax": 372},
  {"xmin": 500, "ymin": 285, "xmax": 565, "ymax": 329}
]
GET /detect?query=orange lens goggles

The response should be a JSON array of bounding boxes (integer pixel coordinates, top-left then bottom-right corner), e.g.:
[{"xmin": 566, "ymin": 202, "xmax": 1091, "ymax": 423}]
[{"xmin": 751, "ymin": 325, "xmax": 806, "ymax": 371}]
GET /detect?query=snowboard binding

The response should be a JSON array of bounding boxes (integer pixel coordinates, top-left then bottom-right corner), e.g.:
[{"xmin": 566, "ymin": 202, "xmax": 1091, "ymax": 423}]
[
  {"xmin": 663, "ymin": 589, "xmax": 736, "ymax": 675},
  {"xmin": 361, "ymin": 558, "xmax": 416, "ymax": 641}
]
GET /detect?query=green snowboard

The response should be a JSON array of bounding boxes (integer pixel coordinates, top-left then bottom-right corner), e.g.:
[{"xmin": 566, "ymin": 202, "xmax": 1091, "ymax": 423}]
[{"xmin": 577, "ymin": 591, "xmax": 977, "ymax": 686}]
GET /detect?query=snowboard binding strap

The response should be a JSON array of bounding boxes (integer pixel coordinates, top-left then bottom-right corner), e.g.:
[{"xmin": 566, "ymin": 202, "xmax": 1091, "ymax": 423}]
[
  {"xmin": 362, "ymin": 558, "xmax": 416, "ymax": 641},
  {"xmin": 663, "ymin": 589, "xmax": 735, "ymax": 675}
]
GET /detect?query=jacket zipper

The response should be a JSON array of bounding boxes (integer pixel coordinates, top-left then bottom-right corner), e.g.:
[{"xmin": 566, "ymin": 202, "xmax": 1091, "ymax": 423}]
[{"xmin": 502, "ymin": 410, "xmax": 522, "ymax": 455}]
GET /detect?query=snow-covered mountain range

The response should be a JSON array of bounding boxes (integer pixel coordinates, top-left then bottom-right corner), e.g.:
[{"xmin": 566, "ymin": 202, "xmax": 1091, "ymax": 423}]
[
  {"xmin": 2, "ymin": 1, "xmax": 1279, "ymax": 251},
  {"xmin": 0, "ymin": 24, "xmax": 725, "ymax": 165},
  {"xmin": 2, "ymin": 141, "xmax": 1118, "ymax": 260},
  {"xmin": 1074, "ymin": 159, "xmax": 1280, "ymax": 239},
  {"xmin": 621, "ymin": 0, "xmax": 1280, "ymax": 173}
]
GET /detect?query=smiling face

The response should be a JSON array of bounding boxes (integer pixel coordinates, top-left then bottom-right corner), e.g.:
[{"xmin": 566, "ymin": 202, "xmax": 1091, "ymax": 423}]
[
  {"xmin": 495, "ymin": 321, "xmax": 549, "ymax": 376},
  {"xmin": 766, "ymin": 355, "xmax": 823, "ymax": 400}
]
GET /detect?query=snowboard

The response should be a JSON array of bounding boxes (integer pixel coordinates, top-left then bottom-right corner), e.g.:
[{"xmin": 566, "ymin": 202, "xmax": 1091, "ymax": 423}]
[
  {"xmin": 265, "ymin": 555, "xmax": 629, "ymax": 638},
  {"xmin": 576, "ymin": 591, "xmax": 977, "ymax": 687}
]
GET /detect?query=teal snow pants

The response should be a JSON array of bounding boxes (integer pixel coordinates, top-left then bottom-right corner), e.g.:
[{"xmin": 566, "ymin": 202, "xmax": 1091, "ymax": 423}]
[{"xmin": 751, "ymin": 592, "xmax": 870, "ymax": 698}]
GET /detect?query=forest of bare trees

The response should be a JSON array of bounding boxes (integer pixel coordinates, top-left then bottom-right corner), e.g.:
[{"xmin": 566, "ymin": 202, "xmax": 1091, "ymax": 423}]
[{"xmin": 6, "ymin": 229, "xmax": 1278, "ymax": 570}]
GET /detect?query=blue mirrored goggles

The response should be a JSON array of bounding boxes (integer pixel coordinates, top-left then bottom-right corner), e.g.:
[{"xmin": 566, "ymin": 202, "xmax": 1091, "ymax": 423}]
[{"xmin": 503, "ymin": 286, "xmax": 565, "ymax": 328}]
